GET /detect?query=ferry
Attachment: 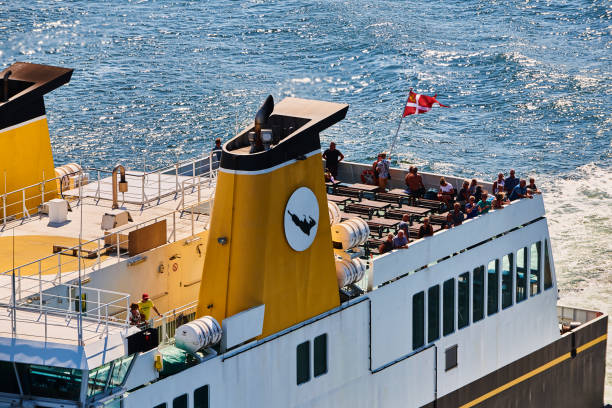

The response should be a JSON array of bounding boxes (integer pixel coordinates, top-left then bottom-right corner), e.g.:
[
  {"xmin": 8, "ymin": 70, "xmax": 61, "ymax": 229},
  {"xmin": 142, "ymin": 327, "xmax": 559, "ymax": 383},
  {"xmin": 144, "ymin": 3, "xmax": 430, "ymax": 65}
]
[{"xmin": 0, "ymin": 62, "xmax": 607, "ymax": 408}]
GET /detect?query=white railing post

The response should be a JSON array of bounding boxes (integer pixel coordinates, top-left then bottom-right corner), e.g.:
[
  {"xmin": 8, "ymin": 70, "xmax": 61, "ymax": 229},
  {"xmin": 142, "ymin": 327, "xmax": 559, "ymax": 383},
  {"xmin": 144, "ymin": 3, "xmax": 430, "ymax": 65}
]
[
  {"xmin": 97, "ymin": 289, "xmax": 101, "ymax": 322},
  {"xmin": 41, "ymin": 170, "xmax": 45, "ymax": 206},
  {"xmin": 175, "ymin": 164, "xmax": 179, "ymax": 191},
  {"xmin": 39, "ymin": 262, "xmax": 43, "ymax": 311},
  {"xmin": 192, "ymin": 161, "xmax": 196, "ymax": 178},
  {"xmin": 97, "ymin": 238, "xmax": 101, "ymax": 271},
  {"xmin": 141, "ymin": 174, "xmax": 145, "ymax": 207}
]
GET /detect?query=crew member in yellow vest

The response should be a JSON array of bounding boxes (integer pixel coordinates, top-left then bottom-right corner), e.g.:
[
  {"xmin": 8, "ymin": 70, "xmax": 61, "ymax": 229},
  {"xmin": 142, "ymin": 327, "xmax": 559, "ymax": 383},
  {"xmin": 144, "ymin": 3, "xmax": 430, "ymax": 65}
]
[{"xmin": 138, "ymin": 293, "xmax": 161, "ymax": 321}]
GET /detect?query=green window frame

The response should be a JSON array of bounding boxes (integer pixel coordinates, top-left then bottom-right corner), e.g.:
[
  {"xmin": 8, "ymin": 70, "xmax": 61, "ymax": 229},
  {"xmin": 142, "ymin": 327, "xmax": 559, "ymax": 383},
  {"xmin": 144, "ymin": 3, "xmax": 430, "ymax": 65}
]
[
  {"xmin": 502, "ymin": 254, "xmax": 513, "ymax": 309},
  {"xmin": 443, "ymin": 278, "xmax": 455, "ymax": 336},
  {"xmin": 473, "ymin": 266, "xmax": 485, "ymax": 322},
  {"xmin": 413, "ymin": 291, "xmax": 425, "ymax": 349},
  {"xmin": 487, "ymin": 260, "xmax": 499, "ymax": 316},
  {"xmin": 458, "ymin": 272, "xmax": 470, "ymax": 329},
  {"xmin": 516, "ymin": 247, "xmax": 528, "ymax": 303},
  {"xmin": 296, "ymin": 341, "xmax": 310, "ymax": 385},
  {"xmin": 428, "ymin": 285, "xmax": 440, "ymax": 343}
]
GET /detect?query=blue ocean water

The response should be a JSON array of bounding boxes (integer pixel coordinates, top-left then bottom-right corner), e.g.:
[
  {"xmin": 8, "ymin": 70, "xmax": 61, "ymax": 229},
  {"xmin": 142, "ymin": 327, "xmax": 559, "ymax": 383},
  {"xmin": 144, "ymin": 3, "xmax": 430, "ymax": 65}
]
[{"xmin": 1, "ymin": 0, "xmax": 611, "ymax": 396}]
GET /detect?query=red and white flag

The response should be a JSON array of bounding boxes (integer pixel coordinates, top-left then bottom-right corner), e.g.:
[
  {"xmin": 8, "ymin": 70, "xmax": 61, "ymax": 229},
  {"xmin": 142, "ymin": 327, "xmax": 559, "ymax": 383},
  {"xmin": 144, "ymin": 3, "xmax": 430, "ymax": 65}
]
[{"xmin": 402, "ymin": 90, "xmax": 449, "ymax": 117}]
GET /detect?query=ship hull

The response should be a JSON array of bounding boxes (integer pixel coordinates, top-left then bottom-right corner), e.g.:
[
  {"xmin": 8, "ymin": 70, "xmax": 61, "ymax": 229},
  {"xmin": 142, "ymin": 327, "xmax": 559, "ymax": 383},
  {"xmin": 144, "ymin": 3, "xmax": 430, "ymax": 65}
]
[{"xmin": 423, "ymin": 315, "xmax": 608, "ymax": 408}]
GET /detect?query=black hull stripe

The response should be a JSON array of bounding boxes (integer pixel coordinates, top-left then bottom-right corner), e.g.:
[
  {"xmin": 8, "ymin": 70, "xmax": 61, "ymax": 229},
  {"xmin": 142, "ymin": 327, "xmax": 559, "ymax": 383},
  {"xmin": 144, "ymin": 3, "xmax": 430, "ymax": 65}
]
[{"xmin": 460, "ymin": 334, "xmax": 607, "ymax": 408}]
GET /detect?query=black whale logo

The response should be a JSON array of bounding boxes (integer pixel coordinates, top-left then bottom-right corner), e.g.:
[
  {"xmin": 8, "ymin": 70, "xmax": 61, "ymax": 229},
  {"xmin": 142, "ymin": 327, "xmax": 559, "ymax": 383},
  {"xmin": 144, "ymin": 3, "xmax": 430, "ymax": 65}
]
[{"xmin": 287, "ymin": 210, "xmax": 317, "ymax": 236}]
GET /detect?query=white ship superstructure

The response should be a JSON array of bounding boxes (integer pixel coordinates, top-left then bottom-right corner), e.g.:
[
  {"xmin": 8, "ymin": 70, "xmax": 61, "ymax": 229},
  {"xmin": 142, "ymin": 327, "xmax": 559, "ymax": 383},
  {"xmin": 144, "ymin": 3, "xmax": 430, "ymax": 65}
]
[{"xmin": 0, "ymin": 62, "xmax": 607, "ymax": 408}]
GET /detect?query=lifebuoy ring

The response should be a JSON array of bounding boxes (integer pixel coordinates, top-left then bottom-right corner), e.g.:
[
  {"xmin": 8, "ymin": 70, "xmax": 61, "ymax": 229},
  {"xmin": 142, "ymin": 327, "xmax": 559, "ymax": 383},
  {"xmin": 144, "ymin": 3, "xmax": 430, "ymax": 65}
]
[{"xmin": 361, "ymin": 169, "xmax": 376, "ymax": 185}]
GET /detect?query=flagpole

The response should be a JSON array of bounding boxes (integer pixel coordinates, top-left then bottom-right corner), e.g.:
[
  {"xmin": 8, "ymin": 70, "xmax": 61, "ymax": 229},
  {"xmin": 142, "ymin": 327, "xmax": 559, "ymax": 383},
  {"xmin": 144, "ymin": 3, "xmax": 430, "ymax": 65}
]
[{"xmin": 388, "ymin": 91, "xmax": 411, "ymax": 160}]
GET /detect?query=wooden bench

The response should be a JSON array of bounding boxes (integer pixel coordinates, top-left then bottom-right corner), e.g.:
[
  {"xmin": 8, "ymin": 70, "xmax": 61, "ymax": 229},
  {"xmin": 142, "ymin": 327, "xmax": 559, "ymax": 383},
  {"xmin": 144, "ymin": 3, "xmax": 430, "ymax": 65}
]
[
  {"xmin": 336, "ymin": 186, "xmax": 363, "ymax": 201},
  {"xmin": 429, "ymin": 212, "xmax": 449, "ymax": 225},
  {"xmin": 344, "ymin": 203, "xmax": 374, "ymax": 219},
  {"xmin": 416, "ymin": 198, "xmax": 445, "ymax": 213},
  {"xmin": 367, "ymin": 217, "xmax": 401, "ymax": 237},
  {"xmin": 374, "ymin": 192, "xmax": 405, "ymax": 207}
]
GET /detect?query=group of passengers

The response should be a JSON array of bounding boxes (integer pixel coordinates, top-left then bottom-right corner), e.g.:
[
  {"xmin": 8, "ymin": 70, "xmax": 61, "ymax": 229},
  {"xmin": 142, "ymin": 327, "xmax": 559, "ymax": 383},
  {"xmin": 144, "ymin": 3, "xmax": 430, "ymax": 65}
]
[
  {"xmin": 378, "ymin": 168, "xmax": 541, "ymax": 254},
  {"xmin": 129, "ymin": 293, "xmax": 162, "ymax": 326}
]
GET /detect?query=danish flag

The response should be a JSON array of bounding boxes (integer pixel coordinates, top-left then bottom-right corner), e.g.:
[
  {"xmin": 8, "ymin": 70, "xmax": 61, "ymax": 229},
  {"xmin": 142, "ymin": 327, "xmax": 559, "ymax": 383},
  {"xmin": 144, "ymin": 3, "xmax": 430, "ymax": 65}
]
[{"xmin": 402, "ymin": 90, "xmax": 449, "ymax": 117}]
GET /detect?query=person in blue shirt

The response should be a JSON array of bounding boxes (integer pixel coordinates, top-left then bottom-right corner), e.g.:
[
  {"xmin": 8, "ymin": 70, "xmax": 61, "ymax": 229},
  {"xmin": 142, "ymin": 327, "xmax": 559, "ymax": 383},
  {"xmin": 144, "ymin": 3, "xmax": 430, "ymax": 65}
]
[
  {"xmin": 504, "ymin": 169, "xmax": 519, "ymax": 195},
  {"xmin": 465, "ymin": 196, "xmax": 479, "ymax": 219},
  {"xmin": 393, "ymin": 230, "xmax": 409, "ymax": 249},
  {"xmin": 509, "ymin": 179, "xmax": 532, "ymax": 201}
]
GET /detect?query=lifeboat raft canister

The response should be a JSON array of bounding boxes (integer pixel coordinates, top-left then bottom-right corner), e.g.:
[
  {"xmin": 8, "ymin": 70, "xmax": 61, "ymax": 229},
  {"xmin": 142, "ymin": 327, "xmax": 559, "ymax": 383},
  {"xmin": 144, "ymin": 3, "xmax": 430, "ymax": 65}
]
[
  {"xmin": 174, "ymin": 315, "xmax": 222, "ymax": 353},
  {"xmin": 328, "ymin": 201, "xmax": 341, "ymax": 225},
  {"xmin": 331, "ymin": 217, "xmax": 370, "ymax": 250},
  {"xmin": 335, "ymin": 258, "xmax": 366, "ymax": 288}
]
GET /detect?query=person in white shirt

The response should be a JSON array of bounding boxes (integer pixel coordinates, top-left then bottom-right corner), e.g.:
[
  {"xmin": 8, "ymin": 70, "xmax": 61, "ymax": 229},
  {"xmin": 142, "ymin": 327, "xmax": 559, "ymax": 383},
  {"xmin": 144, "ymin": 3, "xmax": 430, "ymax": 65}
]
[
  {"xmin": 492, "ymin": 172, "xmax": 505, "ymax": 194},
  {"xmin": 376, "ymin": 153, "xmax": 391, "ymax": 191},
  {"xmin": 437, "ymin": 177, "xmax": 455, "ymax": 207}
]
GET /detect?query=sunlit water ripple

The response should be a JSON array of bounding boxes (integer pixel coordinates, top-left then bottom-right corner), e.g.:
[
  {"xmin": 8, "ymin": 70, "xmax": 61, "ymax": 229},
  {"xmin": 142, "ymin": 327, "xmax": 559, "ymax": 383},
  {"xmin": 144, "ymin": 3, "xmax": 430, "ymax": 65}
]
[{"xmin": 1, "ymin": 0, "xmax": 610, "ymax": 399}]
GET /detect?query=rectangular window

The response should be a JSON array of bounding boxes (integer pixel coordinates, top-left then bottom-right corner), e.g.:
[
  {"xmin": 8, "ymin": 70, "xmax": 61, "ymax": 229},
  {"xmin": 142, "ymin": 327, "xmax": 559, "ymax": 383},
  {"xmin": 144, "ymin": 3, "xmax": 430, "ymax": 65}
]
[
  {"xmin": 194, "ymin": 385, "xmax": 209, "ymax": 408},
  {"xmin": 445, "ymin": 344, "xmax": 458, "ymax": 371},
  {"xmin": 458, "ymin": 272, "xmax": 470, "ymax": 329},
  {"xmin": 296, "ymin": 341, "xmax": 310, "ymax": 385},
  {"xmin": 428, "ymin": 285, "xmax": 440, "ymax": 343},
  {"xmin": 473, "ymin": 266, "xmax": 485, "ymax": 322},
  {"xmin": 487, "ymin": 260, "xmax": 499, "ymax": 316},
  {"xmin": 544, "ymin": 240, "xmax": 553, "ymax": 290},
  {"xmin": 516, "ymin": 247, "xmax": 528, "ymax": 303},
  {"xmin": 413, "ymin": 292, "xmax": 425, "ymax": 349},
  {"xmin": 314, "ymin": 334, "xmax": 328, "ymax": 377},
  {"xmin": 443, "ymin": 278, "xmax": 455, "ymax": 336},
  {"xmin": 173, "ymin": 394, "xmax": 187, "ymax": 408},
  {"xmin": 502, "ymin": 254, "xmax": 513, "ymax": 309},
  {"xmin": 530, "ymin": 242, "xmax": 541, "ymax": 296}
]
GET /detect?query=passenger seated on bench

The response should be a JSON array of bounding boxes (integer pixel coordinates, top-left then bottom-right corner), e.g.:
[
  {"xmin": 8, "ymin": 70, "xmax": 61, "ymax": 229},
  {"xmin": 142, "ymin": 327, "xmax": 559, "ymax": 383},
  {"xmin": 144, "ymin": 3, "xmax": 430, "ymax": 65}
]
[
  {"xmin": 437, "ymin": 177, "xmax": 455, "ymax": 206},
  {"xmin": 379, "ymin": 233, "xmax": 395, "ymax": 254},
  {"xmin": 393, "ymin": 230, "xmax": 409, "ymax": 249},
  {"xmin": 477, "ymin": 191, "xmax": 492, "ymax": 214},
  {"xmin": 527, "ymin": 177, "xmax": 541, "ymax": 194},
  {"xmin": 465, "ymin": 196, "xmax": 479, "ymax": 219},
  {"xmin": 491, "ymin": 193, "xmax": 505, "ymax": 210},
  {"xmin": 405, "ymin": 166, "xmax": 426, "ymax": 197},
  {"xmin": 457, "ymin": 180, "xmax": 470, "ymax": 207},
  {"xmin": 372, "ymin": 154, "xmax": 382, "ymax": 185},
  {"xmin": 446, "ymin": 202, "xmax": 465, "ymax": 228},
  {"xmin": 418, "ymin": 217, "xmax": 434, "ymax": 238},
  {"xmin": 474, "ymin": 185, "xmax": 483, "ymax": 202},
  {"xmin": 509, "ymin": 179, "xmax": 532, "ymax": 201},
  {"xmin": 398, "ymin": 214, "xmax": 410, "ymax": 237}
]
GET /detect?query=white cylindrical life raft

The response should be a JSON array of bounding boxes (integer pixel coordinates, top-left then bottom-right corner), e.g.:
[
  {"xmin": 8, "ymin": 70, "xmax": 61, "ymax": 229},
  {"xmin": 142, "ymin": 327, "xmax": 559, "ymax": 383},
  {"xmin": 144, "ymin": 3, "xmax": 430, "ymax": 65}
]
[
  {"xmin": 328, "ymin": 201, "xmax": 341, "ymax": 225},
  {"xmin": 331, "ymin": 217, "xmax": 370, "ymax": 250},
  {"xmin": 335, "ymin": 257, "xmax": 366, "ymax": 288},
  {"xmin": 174, "ymin": 315, "xmax": 222, "ymax": 353}
]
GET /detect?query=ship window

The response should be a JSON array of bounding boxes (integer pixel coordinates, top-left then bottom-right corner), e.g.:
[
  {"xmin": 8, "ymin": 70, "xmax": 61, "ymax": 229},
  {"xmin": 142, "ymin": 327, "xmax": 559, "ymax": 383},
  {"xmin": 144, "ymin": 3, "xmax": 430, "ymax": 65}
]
[
  {"xmin": 194, "ymin": 385, "xmax": 209, "ymax": 408},
  {"xmin": 544, "ymin": 240, "xmax": 553, "ymax": 290},
  {"xmin": 428, "ymin": 285, "xmax": 440, "ymax": 343},
  {"xmin": 516, "ymin": 247, "xmax": 528, "ymax": 303},
  {"xmin": 173, "ymin": 394, "xmax": 187, "ymax": 408},
  {"xmin": 0, "ymin": 361, "xmax": 20, "ymax": 394},
  {"xmin": 445, "ymin": 344, "xmax": 458, "ymax": 371},
  {"xmin": 24, "ymin": 364, "xmax": 83, "ymax": 401},
  {"xmin": 502, "ymin": 254, "xmax": 513, "ymax": 309},
  {"xmin": 314, "ymin": 334, "xmax": 328, "ymax": 377},
  {"xmin": 109, "ymin": 354, "xmax": 135, "ymax": 388},
  {"xmin": 88, "ymin": 361, "xmax": 112, "ymax": 397},
  {"xmin": 530, "ymin": 242, "xmax": 541, "ymax": 296},
  {"xmin": 413, "ymin": 291, "xmax": 425, "ymax": 349},
  {"xmin": 443, "ymin": 278, "xmax": 455, "ymax": 336},
  {"xmin": 296, "ymin": 341, "xmax": 310, "ymax": 385},
  {"xmin": 153, "ymin": 404, "xmax": 166, "ymax": 408},
  {"xmin": 458, "ymin": 272, "xmax": 470, "ymax": 329},
  {"xmin": 473, "ymin": 266, "xmax": 485, "ymax": 323},
  {"xmin": 487, "ymin": 260, "xmax": 499, "ymax": 316}
]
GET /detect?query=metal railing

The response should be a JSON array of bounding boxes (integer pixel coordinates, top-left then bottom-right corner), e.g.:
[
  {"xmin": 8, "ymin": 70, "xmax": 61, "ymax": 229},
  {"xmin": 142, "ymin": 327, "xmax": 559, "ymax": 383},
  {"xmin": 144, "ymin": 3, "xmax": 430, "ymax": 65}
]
[
  {"xmin": 0, "ymin": 153, "xmax": 218, "ymax": 228},
  {"xmin": 152, "ymin": 300, "xmax": 199, "ymax": 344},
  {"xmin": 0, "ymin": 278, "xmax": 131, "ymax": 344}
]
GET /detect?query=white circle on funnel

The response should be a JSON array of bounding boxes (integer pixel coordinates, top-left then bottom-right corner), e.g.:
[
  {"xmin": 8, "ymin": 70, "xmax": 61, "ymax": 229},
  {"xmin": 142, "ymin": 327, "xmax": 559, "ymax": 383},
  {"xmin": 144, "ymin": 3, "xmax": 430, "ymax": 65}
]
[{"xmin": 284, "ymin": 187, "xmax": 319, "ymax": 252}]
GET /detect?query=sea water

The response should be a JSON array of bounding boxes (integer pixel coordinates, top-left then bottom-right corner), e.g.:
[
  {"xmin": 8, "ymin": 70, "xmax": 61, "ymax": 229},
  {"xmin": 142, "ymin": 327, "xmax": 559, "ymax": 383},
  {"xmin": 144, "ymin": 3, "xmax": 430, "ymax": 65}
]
[{"xmin": 1, "ymin": 0, "xmax": 610, "ymax": 399}]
